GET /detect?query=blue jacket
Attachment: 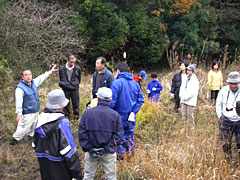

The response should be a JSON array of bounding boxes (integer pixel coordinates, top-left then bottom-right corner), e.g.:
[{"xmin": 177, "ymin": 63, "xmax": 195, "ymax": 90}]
[
  {"xmin": 16, "ymin": 80, "xmax": 40, "ymax": 115},
  {"xmin": 92, "ymin": 67, "xmax": 114, "ymax": 97},
  {"xmin": 147, "ymin": 80, "xmax": 162, "ymax": 102},
  {"xmin": 78, "ymin": 100, "xmax": 123, "ymax": 154},
  {"xmin": 33, "ymin": 108, "xmax": 82, "ymax": 180},
  {"xmin": 110, "ymin": 72, "xmax": 144, "ymax": 124}
]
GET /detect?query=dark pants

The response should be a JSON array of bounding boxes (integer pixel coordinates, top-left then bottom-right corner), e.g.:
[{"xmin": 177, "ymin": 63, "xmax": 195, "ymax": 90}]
[
  {"xmin": 174, "ymin": 92, "xmax": 180, "ymax": 110},
  {"xmin": 63, "ymin": 89, "xmax": 79, "ymax": 117},
  {"xmin": 219, "ymin": 116, "xmax": 240, "ymax": 156},
  {"xmin": 211, "ymin": 90, "xmax": 219, "ymax": 101}
]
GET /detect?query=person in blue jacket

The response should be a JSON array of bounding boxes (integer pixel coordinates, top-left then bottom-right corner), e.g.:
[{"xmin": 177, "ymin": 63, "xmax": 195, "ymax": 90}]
[
  {"xmin": 33, "ymin": 89, "xmax": 83, "ymax": 180},
  {"xmin": 146, "ymin": 72, "xmax": 163, "ymax": 102},
  {"xmin": 110, "ymin": 62, "xmax": 144, "ymax": 159}
]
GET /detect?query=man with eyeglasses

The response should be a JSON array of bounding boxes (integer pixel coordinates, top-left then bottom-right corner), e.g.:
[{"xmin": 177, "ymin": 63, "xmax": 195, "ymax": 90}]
[{"xmin": 216, "ymin": 71, "xmax": 240, "ymax": 159}]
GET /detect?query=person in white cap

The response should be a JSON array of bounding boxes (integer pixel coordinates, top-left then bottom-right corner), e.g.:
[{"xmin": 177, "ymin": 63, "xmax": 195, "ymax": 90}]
[
  {"xmin": 32, "ymin": 89, "xmax": 83, "ymax": 180},
  {"xmin": 179, "ymin": 64, "xmax": 199, "ymax": 125},
  {"xmin": 78, "ymin": 87, "xmax": 123, "ymax": 180},
  {"xmin": 216, "ymin": 71, "xmax": 240, "ymax": 158}
]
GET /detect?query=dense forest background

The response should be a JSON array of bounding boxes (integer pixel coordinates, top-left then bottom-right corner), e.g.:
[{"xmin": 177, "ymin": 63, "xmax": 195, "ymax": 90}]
[{"xmin": 0, "ymin": 0, "xmax": 240, "ymax": 83}]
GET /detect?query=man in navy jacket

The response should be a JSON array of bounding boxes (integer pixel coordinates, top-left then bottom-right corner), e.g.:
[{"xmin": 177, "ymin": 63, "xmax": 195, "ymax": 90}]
[
  {"xmin": 110, "ymin": 62, "xmax": 144, "ymax": 159},
  {"xmin": 59, "ymin": 55, "xmax": 81, "ymax": 121},
  {"xmin": 33, "ymin": 89, "xmax": 83, "ymax": 180},
  {"xmin": 92, "ymin": 56, "xmax": 114, "ymax": 98},
  {"xmin": 79, "ymin": 87, "xmax": 122, "ymax": 179}
]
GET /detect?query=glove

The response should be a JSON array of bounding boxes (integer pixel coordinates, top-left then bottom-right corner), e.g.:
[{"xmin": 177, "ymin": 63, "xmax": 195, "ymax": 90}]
[
  {"xmin": 146, "ymin": 89, "xmax": 150, "ymax": 94},
  {"xmin": 208, "ymin": 85, "xmax": 212, "ymax": 91},
  {"xmin": 152, "ymin": 87, "xmax": 156, "ymax": 91},
  {"xmin": 128, "ymin": 112, "xmax": 135, "ymax": 122},
  {"xmin": 170, "ymin": 93, "xmax": 174, "ymax": 98}
]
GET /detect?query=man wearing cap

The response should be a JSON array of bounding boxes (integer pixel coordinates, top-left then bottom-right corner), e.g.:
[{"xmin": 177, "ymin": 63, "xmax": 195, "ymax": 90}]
[
  {"xmin": 59, "ymin": 55, "xmax": 81, "ymax": 121},
  {"xmin": 216, "ymin": 71, "xmax": 240, "ymax": 158},
  {"xmin": 33, "ymin": 89, "xmax": 83, "ymax": 180},
  {"xmin": 179, "ymin": 64, "xmax": 199, "ymax": 125},
  {"xmin": 92, "ymin": 56, "xmax": 114, "ymax": 98},
  {"xmin": 11, "ymin": 65, "xmax": 57, "ymax": 145},
  {"xmin": 110, "ymin": 62, "xmax": 144, "ymax": 159},
  {"xmin": 78, "ymin": 87, "xmax": 123, "ymax": 180},
  {"xmin": 133, "ymin": 70, "xmax": 147, "ymax": 88}
]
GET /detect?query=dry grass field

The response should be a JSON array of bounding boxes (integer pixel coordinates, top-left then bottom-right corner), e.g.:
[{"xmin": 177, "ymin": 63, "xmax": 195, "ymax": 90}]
[{"xmin": 0, "ymin": 66, "xmax": 240, "ymax": 180}]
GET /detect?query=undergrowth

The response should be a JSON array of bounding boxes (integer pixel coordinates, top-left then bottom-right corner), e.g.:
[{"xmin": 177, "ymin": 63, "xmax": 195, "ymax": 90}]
[{"xmin": 0, "ymin": 67, "xmax": 240, "ymax": 179}]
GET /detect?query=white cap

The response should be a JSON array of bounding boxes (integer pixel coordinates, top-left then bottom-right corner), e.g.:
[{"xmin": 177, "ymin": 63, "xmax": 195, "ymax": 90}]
[{"xmin": 96, "ymin": 87, "xmax": 112, "ymax": 100}]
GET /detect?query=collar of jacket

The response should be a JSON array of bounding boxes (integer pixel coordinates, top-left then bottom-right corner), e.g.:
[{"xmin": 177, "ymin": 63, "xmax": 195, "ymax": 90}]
[
  {"xmin": 20, "ymin": 79, "xmax": 33, "ymax": 87},
  {"xmin": 97, "ymin": 100, "xmax": 110, "ymax": 106},
  {"xmin": 95, "ymin": 67, "xmax": 107, "ymax": 74},
  {"xmin": 43, "ymin": 107, "xmax": 65, "ymax": 114}
]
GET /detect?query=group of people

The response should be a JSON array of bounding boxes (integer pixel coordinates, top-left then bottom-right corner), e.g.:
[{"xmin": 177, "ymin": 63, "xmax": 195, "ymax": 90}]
[
  {"xmin": 11, "ymin": 54, "xmax": 240, "ymax": 179},
  {"xmin": 171, "ymin": 59, "xmax": 240, "ymax": 159}
]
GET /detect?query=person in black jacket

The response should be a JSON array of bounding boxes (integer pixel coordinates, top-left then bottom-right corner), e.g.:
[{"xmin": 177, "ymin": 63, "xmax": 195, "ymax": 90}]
[
  {"xmin": 33, "ymin": 89, "xmax": 83, "ymax": 180},
  {"xmin": 79, "ymin": 87, "xmax": 123, "ymax": 180},
  {"xmin": 59, "ymin": 55, "xmax": 81, "ymax": 121},
  {"xmin": 92, "ymin": 57, "xmax": 114, "ymax": 98},
  {"xmin": 170, "ymin": 59, "xmax": 189, "ymax": 112}
]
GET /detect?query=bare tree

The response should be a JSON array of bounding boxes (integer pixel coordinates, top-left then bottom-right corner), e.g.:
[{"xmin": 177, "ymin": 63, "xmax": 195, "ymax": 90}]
[{"xmin": 0, "ymin": 0, "xmax": 88, "ymax": 72}]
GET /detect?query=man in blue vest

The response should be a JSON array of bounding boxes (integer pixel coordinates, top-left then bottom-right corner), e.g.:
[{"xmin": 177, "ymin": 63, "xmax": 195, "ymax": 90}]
[
  {"xmin": 110, "ymin": 62, "xmax": 144, "ymax": 159},
  {"xmin": 11, "ymin": 65, "xmax": 57, "ymax": 145}
]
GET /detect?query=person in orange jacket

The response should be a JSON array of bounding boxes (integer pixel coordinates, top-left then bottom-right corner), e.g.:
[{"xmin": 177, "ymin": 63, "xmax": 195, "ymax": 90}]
[{"xmin": 207, "ymin": 60, "xmax": 223, "ymax": 104}]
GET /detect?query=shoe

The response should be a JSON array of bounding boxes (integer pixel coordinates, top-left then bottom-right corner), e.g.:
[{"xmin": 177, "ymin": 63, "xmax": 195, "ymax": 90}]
[{"xmin": 10, "ymin": 138, "xmax": 19, "ymax": 145}]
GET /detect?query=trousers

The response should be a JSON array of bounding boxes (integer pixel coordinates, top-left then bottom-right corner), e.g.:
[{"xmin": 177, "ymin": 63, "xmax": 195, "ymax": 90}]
[
  {"xmin": 13, "ymin": 112, "xmax": 39, "ymax": 141},
  {"xmin": 63, "ymin": 89, "xmax": 79, "ymax": 117},
  {"xmin": 83, "ymin": 152, "xmax": 116, "ymax": 180},
  {"xmin": 181, "ymin": 103, "xmax": 195, "ymax": 125}
]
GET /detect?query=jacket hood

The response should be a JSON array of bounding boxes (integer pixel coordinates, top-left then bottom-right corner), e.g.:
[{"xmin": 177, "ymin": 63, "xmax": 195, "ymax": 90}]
[
  {"xmin": 117, "ymin": 72, "xmax": 133, "ymax": 80},
  {"xmin": 35, "ymin": 108, "xmax": 65, "ymax": 138}
]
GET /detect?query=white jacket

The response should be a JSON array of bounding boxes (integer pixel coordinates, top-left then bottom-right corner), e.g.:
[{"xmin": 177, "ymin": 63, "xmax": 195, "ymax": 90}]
[{"xmin": 179, "ymin": 74, "xmax": 199, "ymax": 107}]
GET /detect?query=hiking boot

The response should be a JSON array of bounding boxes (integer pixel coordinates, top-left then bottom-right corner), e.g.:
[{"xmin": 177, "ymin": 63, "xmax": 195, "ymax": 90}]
[{"xmin": 10, "ymin": 138, "xmax": 19, "ymax": 145}]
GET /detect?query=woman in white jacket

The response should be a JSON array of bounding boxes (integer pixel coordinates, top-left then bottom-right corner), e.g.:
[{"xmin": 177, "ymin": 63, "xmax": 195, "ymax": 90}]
[{"xmin": 179, "ymin": 64, "xmax": 199, "ymax": 125}]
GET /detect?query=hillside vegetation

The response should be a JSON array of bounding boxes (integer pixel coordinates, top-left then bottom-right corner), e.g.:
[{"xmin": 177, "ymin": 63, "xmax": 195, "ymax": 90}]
[{"xmin": 1, "ymin": 67, "xmax": 240, "ymax": 179}]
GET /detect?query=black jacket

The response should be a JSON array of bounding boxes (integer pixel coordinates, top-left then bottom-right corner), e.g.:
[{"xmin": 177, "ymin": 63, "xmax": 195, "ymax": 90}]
[
  {"xmin": 33, "ymin": 108, "xmax": 83, "ymax": 180},
  {"xmin": 78, "ymin": 100, "xmax": 123, "ymax": 154},
  {"xmin": 59, "ymin": 64, "xmax": 81, "ymax": 90},
  {"xmin": 171, "ymin": 71, "xmax": 183, "ymax": 94},
  {"xmin": 92, "ymin": 67, "xmax": 114, "ymax": 97}
]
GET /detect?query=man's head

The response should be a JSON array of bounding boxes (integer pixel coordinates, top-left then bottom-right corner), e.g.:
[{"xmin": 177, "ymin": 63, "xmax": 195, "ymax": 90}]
[
  {"xmin": 46, "ymin": 89, "xmax": 69, "ymax": 110},
  {"xmin": 95, "ymin": 57, "xmax": 106, "ymax": 72},
  {"xmin": 151, "ymin": 72, "xmax": 157, "ymax": 81},
  {"xmin": 21, "ymin": 69, "xmax": 32, "ymax": 83},
  {"xmin": 114, "ymin": 62, "xmax": 128, "ymax": 75},
  {"xmin": 186, "ymin": 64, "xmax": 196, "ymax": 76},
  {"xmin": 226, "ymin": 72, "xmax": 240, "ymax": 93},
  {"xmin": 96, "ymin": 87, "xmax": 112, "ymax": 102},
  {"xmin": 67, "ymin": 55, "xmax": 76, "ymax": 68},
  {"xmin": 139, "ymin": 71, "xmax": 147, "ymax": 80}
]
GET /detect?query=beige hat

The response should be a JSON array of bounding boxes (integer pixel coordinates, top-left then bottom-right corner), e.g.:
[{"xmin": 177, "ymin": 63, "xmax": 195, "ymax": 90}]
[{"xmin": 226, "ymin": 72, "xmax": 240, "ymax": 83}]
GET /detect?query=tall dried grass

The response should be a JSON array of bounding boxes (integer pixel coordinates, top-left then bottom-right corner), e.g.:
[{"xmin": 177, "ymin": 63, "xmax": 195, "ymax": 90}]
[{"xmin": 1, "ymin": 68, "xmax": 240, "ymax": 179}]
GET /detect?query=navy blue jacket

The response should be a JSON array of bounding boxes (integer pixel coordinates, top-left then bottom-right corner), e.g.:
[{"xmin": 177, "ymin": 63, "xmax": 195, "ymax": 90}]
[
  {"xmin": 109, "ymin": 72, "xmax": 144, "ymax": 125},
  {"xmin": 33, "ymin": 108, "xmax": 83, "ymax": 180},
  {"xmin": 16, "ymin": 80, "xmax": 40, "ymax": 115},
  {"xmin": 59, "ymin": 65, "xmax": 81, "ymax": 90},
  {"xmin": 78, "ymin": 100, "xmax": 123, "ymax": 154},
  {"xmin": 92, "ymin": 67, "xmax": 114, "ymax": 97}
]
